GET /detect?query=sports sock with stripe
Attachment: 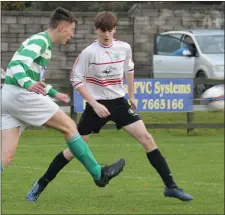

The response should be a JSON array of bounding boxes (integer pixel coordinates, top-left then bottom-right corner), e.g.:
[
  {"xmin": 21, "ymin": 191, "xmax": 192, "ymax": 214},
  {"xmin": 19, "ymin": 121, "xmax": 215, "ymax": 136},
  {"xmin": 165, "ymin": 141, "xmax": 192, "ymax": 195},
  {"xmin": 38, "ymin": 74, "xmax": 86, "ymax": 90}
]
[{"xmin": 67, "ymin": 133, "xmax": 101, "ymax": 180}]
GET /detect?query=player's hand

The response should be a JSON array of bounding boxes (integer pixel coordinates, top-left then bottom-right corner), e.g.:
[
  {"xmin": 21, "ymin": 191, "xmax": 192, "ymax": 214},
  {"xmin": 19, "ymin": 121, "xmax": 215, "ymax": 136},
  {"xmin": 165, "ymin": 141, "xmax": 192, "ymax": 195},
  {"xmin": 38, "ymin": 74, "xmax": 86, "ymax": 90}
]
[
  {"xmin": 28, "ymin": 81, "xmax": 46, "ymax": 95},
  {"xmin": 92, "ymin": 102, "xmax": 111, "ymax": 118},
  {"xmin": 55, "ymin": 93, "xmax": 70, "ymax": 104},
  {"xmin": 129, "ymin": 97, "xmax": 137, "ymax": 110}
]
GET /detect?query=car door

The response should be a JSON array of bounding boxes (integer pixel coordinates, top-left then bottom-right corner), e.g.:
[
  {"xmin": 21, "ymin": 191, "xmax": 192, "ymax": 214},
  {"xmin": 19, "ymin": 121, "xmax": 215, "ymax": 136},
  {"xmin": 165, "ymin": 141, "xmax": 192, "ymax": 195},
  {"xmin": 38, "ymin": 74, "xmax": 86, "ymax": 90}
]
[{"xmin": 153, "ymin": 34, "xmax": 195, "ymax": 79}]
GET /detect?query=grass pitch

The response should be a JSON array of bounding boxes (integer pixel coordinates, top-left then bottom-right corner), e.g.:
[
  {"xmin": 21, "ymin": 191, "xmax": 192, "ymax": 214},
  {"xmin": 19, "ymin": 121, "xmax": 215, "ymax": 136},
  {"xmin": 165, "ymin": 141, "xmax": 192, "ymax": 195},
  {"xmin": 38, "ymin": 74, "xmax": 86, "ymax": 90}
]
[{"xmin": 1, "ymin": 111, "xmax": 224, "ymax": 214}]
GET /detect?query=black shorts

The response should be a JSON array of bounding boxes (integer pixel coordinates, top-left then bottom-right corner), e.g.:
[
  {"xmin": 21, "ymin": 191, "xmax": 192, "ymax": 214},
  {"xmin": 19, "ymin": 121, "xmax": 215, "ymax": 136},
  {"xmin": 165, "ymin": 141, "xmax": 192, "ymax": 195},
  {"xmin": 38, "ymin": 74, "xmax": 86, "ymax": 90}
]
[{"xmin": 77, "ymin": 97, "xmax": 141, "ymax": 135}]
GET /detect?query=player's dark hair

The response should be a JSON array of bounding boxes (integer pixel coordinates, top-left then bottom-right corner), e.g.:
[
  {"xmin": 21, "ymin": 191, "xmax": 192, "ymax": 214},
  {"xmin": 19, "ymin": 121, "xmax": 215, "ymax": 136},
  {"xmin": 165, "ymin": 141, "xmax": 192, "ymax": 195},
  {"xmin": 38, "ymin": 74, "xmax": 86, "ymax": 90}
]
[
  {"xmin": 94, "ymin": 11, "xmax": 117, "ymax": 31},
  {"xmin": 50, "ymin": 7, "xmax": 77, "ymax": 28}
]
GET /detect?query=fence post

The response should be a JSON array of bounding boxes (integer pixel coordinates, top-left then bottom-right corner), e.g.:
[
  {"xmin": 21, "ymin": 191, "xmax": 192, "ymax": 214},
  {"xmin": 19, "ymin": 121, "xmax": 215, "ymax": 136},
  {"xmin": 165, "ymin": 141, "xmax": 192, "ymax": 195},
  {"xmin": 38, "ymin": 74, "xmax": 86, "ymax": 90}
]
[
  {"xmin": 187, "ymin": 112, "xmax": 194, "ymax": 135},
  {"xmin": 70, "ymin": 85, "xmax": 78, "ymax": 123}
]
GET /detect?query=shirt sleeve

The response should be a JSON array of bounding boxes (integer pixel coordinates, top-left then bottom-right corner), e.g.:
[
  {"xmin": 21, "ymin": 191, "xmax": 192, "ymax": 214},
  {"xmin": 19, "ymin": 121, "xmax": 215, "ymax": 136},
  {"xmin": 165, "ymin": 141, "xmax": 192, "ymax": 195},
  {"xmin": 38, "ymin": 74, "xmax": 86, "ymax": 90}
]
[
  {"xmin": 45, "ymin": 84, "xmax": 58, "ymax": 97},
  {"xmin": 171, "ymin": 48, "xmax": 187, "ymax": 56},
  {"xmin": 8, "ymin": 36, "xmax": 48, "ymax": 90},
  {"xmin": 123, "ymin": 45, "xmax": 134, "ymax": 73},
  {"xmin": 70, "ymin": 50, "xmax": 90, "ymax": 89}
]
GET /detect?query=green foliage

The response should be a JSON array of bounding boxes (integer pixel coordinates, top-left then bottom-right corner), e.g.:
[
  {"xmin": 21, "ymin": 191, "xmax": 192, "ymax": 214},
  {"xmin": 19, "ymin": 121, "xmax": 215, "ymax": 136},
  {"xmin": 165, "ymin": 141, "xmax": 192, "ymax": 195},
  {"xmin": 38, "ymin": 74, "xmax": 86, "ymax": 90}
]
[{"xmin": 1, "ymin": 1, "xmax": 28, "ymax": 11}]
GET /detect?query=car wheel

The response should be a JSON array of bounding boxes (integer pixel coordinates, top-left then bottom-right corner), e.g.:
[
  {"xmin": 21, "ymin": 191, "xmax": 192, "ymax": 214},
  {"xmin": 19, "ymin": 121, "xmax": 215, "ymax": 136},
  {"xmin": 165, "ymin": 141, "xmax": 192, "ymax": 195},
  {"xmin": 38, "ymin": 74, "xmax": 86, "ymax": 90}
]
[{"xmin": 195, "ymin": 71, "xmax": 207, "ymax": 98}]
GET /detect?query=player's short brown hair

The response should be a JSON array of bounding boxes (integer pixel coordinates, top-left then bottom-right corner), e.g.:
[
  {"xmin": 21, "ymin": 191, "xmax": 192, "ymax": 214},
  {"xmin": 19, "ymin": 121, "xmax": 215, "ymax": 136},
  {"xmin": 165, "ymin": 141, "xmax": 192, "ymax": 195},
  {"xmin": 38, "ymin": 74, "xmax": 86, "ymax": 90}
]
[
  {"xmin": 50, "ymin": 7, "xmax": 77, "ymax": 28},
  {"xmin": 94, "ymin": 11, "xmax": 118, "ymax": 31}
]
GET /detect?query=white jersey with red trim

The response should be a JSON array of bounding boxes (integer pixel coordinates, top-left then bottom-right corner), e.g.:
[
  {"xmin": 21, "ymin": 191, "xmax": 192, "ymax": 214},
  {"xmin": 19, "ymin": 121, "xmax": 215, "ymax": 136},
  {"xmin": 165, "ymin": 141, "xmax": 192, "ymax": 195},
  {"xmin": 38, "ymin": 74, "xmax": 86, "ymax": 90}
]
[{"xmin": 70, "ymin": 39, "xmax": 134, "ymax": 100}]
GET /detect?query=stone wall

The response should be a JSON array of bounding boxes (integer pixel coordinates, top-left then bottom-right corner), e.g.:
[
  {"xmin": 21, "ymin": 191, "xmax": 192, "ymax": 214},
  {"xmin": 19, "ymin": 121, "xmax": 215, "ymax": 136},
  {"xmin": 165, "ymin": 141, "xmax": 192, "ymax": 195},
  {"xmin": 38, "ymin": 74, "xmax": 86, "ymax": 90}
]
[
  {"xmin": 1, "ymin": 11, "xmax": 131, "ymax": 79},
  {"xmin": 1, "ymin": 3, "xmax": 224, "ymax": 78}
]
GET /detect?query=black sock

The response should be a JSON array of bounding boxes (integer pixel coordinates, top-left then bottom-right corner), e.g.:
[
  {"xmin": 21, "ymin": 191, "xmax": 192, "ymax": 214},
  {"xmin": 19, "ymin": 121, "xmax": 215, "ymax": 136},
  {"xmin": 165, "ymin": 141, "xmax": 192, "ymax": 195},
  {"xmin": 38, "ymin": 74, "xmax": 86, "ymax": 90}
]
[
  {"xmin": 146, "ymin": 149, "xmax": 177, "ymax": 188},
  {"xmin": 38, "ymin": 151, "xmax": 70, "ymax": 188}
]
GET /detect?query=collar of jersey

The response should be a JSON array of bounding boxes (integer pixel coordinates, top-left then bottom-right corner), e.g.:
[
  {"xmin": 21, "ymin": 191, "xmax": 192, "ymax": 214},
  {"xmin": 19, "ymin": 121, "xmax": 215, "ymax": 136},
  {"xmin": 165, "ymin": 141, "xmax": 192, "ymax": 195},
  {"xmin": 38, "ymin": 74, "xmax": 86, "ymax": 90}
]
[
  {"xmin": 97, "ymin": 40, "xmax": 113, "ymax": 48},
  {"xmin": 43, "ymin": 32, "xmax": 53, "ymax": 48}
]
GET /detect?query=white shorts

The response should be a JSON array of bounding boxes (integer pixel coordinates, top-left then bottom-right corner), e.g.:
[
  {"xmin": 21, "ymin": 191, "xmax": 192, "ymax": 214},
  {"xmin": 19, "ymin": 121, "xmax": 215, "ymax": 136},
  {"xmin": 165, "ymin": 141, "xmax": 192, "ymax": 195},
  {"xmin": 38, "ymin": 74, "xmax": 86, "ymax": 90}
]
[{"xmin": 1, "ymin": 84, "xmax": 60, "ymax": 132}]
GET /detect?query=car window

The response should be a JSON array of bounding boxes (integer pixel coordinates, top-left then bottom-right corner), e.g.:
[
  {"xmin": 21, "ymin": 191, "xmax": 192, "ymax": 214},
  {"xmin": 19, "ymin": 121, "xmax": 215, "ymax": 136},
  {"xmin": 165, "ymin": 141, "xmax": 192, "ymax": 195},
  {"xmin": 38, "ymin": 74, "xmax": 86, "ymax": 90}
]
[
  {"xmin": 181, "ymin": 36, "xmax": 194, "ymax": 47},
  {"xmin": 181, "ymin": 35, "xmax": 198, "ymax": 56},
  {"xmin": 168, "ymin": 33, "xmax": 183, "ymax": 40},
  {"xmin": 195, "ymin": 35, "xmax": 224, "ymax": 54},
  {"xmin": 156, "ymin": 35, "xmax": 184, "ymax": 56}
]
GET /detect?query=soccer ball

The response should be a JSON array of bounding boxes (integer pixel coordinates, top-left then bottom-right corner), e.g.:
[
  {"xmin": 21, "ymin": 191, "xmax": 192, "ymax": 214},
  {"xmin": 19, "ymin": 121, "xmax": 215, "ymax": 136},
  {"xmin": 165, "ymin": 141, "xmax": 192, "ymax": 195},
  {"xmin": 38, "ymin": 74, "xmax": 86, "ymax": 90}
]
[{"xmin": 201, "ymin": 84, "xmax": 224, "ymax": 111}]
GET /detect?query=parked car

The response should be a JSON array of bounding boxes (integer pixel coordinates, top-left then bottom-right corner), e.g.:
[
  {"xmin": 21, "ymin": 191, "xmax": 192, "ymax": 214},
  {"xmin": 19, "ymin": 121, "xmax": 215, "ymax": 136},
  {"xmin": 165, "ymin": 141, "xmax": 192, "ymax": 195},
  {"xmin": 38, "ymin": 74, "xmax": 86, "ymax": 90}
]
[{"xmin": 153, "ymin": 29, "xmax": 224, "ymax": 96}]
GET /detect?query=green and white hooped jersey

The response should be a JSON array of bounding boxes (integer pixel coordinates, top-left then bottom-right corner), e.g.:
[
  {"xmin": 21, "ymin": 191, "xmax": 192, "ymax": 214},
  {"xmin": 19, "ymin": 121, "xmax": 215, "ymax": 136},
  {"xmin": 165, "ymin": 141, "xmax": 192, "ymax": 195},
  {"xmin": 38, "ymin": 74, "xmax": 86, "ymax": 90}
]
[{"xmin": 4, "ymin": 32, "xmax": 57, "ymax": 97}]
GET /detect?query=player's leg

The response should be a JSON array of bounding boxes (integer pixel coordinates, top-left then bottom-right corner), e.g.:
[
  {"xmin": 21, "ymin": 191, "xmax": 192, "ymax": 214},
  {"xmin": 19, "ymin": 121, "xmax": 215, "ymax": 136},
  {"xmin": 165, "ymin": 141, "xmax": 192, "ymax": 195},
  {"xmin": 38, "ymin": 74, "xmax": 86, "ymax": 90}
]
[
  {"xmin": 41, "ymin": 104, "xmax": 124, "ymax": 187},
  {"xmin": 43, "ymin": 109, "xmax": 125, "ymax": 182},
  {"xmin": 1, "ymin": 128, "xmax": 20, "ymax": 170},
  {"xmin": 123, "ymin": 120, "xmax": 176, "ymax": 185},
  {"xmin": 35, "ymin": 136, "xmax": 88, "ymax": 190},
  {"xmin": 26, "ymin": 111, "xmax": 92, "ymax": 201},
  {"xmin": 1, "ymin": 85, "xmax": 27, "ymax": 171},
  {"xmin": 44, "ymin": 109, "xmax": 107, "ymax": 180},
  {"xmin": 123, "ymin": 120, "xmax": 193, "ymax": 201},
  {"xmin": 26, "ymin": 103, "xmax": 125, "ymax": 201},
  {"xmin": 12, "ymin": 90, "xmax": 102, "ymax": 181},
  {"xmin": 112, "ymin": 98, "xmax": 193, "ymax": 201},
  {"xmin": 27, "ymin": 108, "xmax": 92, "ymax": 201}
]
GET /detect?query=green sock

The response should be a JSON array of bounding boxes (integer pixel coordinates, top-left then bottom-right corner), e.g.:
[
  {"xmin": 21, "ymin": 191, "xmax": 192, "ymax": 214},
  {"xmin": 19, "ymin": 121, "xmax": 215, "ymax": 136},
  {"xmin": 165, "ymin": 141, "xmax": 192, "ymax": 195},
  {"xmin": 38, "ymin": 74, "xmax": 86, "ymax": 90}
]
[{"xmin": 67, "ymin": 133, "xmax": 101, "ymax": 180}]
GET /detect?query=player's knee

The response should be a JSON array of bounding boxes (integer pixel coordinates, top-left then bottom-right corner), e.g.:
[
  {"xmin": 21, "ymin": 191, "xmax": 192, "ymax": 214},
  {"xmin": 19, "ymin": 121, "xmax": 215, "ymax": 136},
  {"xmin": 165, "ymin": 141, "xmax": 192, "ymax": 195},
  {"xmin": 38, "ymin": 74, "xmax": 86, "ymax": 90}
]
[
  {"xmin": 140, "ymin": 132, "xmax": 155, "ymax": 145},
  {"xmin": 82, "ymin": 135, "xmax": 89, "ymax": 142},
  {"xmin": 63, "ymin": 148, "xmax": 74, "ymax": 160},
  {"xmin": 3, "ymin": 153, "xmax": 15, "ymax": 167},
  {"xmin": 63, "ymin": 118, "xmax": 78, "ymax": 138},
  {"xmin": 7, "ymin": 155, "xmax": 14, "ymax": 165}
]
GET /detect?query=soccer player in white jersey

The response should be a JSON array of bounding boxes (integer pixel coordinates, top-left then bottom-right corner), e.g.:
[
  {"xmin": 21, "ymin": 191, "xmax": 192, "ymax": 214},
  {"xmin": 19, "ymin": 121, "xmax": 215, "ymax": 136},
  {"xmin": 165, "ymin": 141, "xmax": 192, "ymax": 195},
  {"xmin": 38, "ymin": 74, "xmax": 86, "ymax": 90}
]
[
  {"xmin": 27, "ymin": 11, "xmax": 193, "ymax": 202},
  {"xmin": 1, "ymin": 7, "xmax": 125, "ymax": 195}
]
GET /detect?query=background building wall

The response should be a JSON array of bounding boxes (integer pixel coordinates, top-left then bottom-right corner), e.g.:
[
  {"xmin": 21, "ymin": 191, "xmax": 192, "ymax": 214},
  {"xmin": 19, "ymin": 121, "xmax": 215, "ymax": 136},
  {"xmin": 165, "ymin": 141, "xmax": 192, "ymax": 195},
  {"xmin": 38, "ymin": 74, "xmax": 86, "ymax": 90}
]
[{"xmin": 1, "ymin": 3, "xmax": 224, "ymax": 78}]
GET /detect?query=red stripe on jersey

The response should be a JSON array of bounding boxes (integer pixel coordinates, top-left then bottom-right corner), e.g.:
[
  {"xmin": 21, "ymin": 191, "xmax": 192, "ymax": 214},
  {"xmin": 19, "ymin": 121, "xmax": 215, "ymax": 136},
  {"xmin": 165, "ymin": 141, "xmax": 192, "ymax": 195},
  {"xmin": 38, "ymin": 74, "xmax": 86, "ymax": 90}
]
[
  {"xmin": 86, "ymin": 80, "xmax": 123, "ymax": 85},
  {"xmin": 90, "ymin": 60, "xmax": 125, "ymax": 65},
  {"xmin": 86, "ymin": 80, "xmax": 122, "ymax": 87},
  {"xmin": 86, "ymin": 77, "xmax": 123, "ymax": 83},
  {"xmin": 74, "ymin": 82, "xmax": 83, "ymax": 88}
]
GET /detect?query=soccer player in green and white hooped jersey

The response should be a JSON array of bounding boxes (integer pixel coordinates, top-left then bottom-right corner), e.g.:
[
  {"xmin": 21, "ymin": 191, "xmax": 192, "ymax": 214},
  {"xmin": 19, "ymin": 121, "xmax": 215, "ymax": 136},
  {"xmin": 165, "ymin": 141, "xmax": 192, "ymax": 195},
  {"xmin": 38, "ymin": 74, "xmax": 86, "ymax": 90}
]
[
  {"xmin": 1, "ymin": 7, "xmax": 125, "ymax": 190},
  {"xmin": 5, "ymin": 32, "xmax": 57, "ymax": 96}
]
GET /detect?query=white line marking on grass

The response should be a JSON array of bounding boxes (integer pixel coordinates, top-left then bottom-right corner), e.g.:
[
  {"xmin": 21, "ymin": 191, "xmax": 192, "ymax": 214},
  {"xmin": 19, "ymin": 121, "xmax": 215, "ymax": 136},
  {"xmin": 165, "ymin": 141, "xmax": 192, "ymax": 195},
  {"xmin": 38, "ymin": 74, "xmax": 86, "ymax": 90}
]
[
  {"xmin": 18, "ymin": 144, "xmax": 137, "ymax": 147},
  {"xmin": 17, "ymin": 142, "xmax": 224, "ymax": 148},
  {"xmin": 10, "ymin": 165, "xmax": 221, "ymax": 187}
]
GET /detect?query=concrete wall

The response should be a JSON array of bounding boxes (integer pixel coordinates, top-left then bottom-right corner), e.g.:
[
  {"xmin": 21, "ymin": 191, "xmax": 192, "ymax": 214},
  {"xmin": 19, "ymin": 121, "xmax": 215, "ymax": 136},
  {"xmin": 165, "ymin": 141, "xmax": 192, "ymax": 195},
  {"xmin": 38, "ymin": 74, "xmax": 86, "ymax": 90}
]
[{"xmin": 1, "ymin": 4, "xmax": 224, "ymax": 78}]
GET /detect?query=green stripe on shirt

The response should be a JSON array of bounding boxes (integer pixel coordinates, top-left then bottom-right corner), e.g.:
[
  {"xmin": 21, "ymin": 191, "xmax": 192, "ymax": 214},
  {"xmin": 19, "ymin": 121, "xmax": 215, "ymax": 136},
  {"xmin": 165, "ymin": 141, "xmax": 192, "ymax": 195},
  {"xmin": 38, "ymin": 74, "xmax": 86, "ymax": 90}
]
[
  {"xmin": 4, "ymin": 31, "xmax": 57, "ymax": 96},
  {"xmin": 27, "ymin": 39, "xmax": 47, "ymax": 54},
  {"xmin": 19, "ymin": 49, "xmax": 38, "ymax": 60}
]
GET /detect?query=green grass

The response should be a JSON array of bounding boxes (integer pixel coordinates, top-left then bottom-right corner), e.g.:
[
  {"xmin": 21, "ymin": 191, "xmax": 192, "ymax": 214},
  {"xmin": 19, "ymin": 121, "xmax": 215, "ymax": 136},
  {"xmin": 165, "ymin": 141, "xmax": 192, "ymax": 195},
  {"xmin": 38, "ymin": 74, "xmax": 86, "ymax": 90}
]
[{"xmin": 2, "ymin": 124, "xmax": 224, "ymax": 214}]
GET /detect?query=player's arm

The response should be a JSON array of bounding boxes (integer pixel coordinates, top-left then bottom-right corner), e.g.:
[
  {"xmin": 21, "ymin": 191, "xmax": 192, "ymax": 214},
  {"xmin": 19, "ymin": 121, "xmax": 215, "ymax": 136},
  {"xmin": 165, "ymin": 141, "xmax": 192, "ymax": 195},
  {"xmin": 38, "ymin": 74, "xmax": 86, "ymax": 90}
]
[
  {"xmin": 70, "ymin": 51, "xmax": 110, "ymax": 118},
  {"xmin": 70, "ymin": 52, "xmax": 95, "ymax": 103},
  {"xmin": 124, "ymin": 45, "xmax": 135, "ymax": 109},
  {"xmin": 125, "ymin": 72, "xmax": 134, "ymax": 100},
  {"xmin": 9, "ymin": 36, "xmax": 58, "ymax": 97}
]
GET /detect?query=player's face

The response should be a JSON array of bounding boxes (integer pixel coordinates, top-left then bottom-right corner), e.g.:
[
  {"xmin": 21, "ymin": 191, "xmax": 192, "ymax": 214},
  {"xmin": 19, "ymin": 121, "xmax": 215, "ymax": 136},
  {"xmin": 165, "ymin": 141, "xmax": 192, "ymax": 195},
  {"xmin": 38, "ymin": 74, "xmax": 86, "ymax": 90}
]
[
  {"xmin": 96, "ymin": 28, "xmax": 116, "ymax": 46},
  {"xmin": 58, "ymin": 22, "xmax": 76, "ymax": 44}
]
